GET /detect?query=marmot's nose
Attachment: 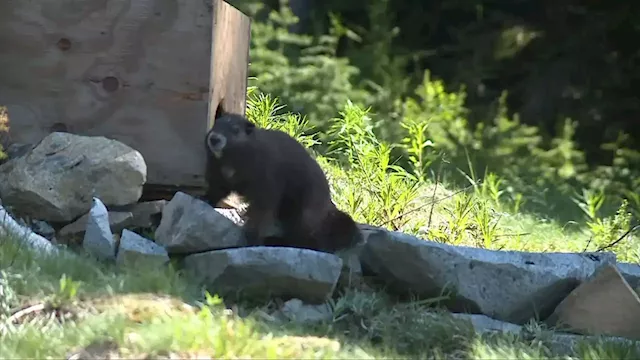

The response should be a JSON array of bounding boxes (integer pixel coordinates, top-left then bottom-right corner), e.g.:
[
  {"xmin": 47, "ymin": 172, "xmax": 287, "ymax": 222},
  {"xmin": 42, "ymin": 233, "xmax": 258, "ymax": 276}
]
[{"xmin": 209, "ymin": 136, "xmax": 220, "ymax": 146}]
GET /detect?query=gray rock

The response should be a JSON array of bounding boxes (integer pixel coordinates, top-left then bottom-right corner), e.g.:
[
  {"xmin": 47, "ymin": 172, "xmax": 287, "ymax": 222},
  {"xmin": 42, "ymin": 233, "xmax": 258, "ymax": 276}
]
[
  {"xmin": 276, "ymin": 298, "xmax": 333, "ymax": 323},
  {"xmin": 111, "ymin": 200, "xmax": 166, "ymax": 229},
  {"xmin": 184, "ymin": 247, "xmax": 343, "ymax": 304},
  {"xmin": 214, "ymin": 208, "xmax": 245, "ymax": 226},
  {"xmin": 0, "ymin": 132, "xmax": 146, "ymax": 222},
  {"xmin": 154, "ymin": 191, "xmax": 245, "ymax": 254},
  {"xmin": 360, "ymin": 228, "xmax": 617, "ymax": 324},
  {"xmin": 547, "ymin": 332, "xmax": 640, "ymax": 356},
  {"xmin": 82, "ymin": 198, "xmax": 117, "ymax": 261},
  {"xmin": 0, "ymin": 204, "xmax": 56, "ymax": 254},
  {"xmin": 337, "ymin": 243, "xmax": 364, "ymax": 276},
  {"xmin": 336, "ymin": 242, "xmax": 365, "ymax": 289},
  {"xmin": 450, "ymin": 313, "xmax": 640, "ymax": 356},
  {"xmin": 451, "ymin": 313, "xmax": 522, "ymax": 334},
  {"xmin": 30, "ymin": 220, "xmax": 55, "ymax": 240},
  {"xmin": 4, "ymin": 143, "xmax": 33, "ymax": 160},
  {"xmin": 116, "ymin": 229, "xmax": 169, "ymax": 268},
  {"xmin": 58, "ymin": 211, "xmax": 133, "ymax": 242},
  {"xmin": 618, "ymin": 262, "xmax": 640, "ymax": 290},
  {"xmin": 218, "ymin": 192, "xmax": 249, "ymax": 214}
]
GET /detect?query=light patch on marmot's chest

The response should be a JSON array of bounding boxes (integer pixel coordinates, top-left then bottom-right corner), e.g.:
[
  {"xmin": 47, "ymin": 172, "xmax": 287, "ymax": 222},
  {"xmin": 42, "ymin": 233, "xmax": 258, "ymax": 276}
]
[{"xmin": 221, "ymin": 166, "xmax": 235, "ymax": 181}]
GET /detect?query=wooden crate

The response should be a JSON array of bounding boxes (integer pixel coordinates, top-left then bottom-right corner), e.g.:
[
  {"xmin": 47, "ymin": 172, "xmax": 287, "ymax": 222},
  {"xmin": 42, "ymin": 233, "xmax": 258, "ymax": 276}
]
[{"xmin": 0, "ymin": 0, "xmax": 251, "ymax": 193}]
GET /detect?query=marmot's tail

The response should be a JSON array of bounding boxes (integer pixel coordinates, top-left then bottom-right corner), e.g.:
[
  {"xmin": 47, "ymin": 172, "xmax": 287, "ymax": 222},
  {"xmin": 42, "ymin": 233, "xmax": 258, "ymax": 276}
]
[{"xmin": 321, "ymin": 209, "xmax": 363, "ymax": 252}]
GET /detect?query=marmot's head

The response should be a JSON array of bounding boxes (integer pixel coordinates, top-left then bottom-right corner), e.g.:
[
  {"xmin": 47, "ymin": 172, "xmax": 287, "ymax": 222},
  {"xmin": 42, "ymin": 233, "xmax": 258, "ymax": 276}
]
[{"xmin": 206, "ymin": 113, "xmax": 255, "ymax": 158}]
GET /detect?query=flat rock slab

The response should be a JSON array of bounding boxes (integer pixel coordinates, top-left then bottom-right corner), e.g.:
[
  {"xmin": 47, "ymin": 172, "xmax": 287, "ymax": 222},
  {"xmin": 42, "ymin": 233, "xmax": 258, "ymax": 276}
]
[
  {"xmin": 154, "ymin": 191, "xmax": 245, "ymax": 254},
  {"xmin": 618, "ymin": 262, "xmax": 640, "ymax": 290},
  {"xmin": 546, "ymin": 264, "xmax": 640, "ymax": 340},
  {"xmin": 360, "ymin": 228, "xmax": 617, "ymax": 324},
  {"xmin": 183, "ymin": 247, "xmax": 343, "ymax": 304},
  {"xmin": 116, "ymin": 229, "xmax": 169, "ymax": 268},
  {"xmin": 0, "ymin": 132, "xmax": 146, "ymax": 222}
]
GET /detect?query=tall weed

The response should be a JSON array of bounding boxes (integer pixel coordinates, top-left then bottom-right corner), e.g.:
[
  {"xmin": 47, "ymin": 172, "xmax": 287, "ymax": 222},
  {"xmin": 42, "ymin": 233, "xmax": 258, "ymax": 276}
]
[{"xmin": 323, "ymin": 102, "xmax": 421, "ymax": 229}]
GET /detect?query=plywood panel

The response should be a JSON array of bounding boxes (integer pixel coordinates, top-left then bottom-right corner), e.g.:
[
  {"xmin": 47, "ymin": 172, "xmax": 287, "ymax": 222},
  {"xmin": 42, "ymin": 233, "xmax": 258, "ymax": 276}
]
[
  {"xmin": 0, "ymin": 0, "xmax": 250, "ymax": 188},
  {"xmin": 208, "ymin": 0, "xmax": 251, "ymax": 123}
]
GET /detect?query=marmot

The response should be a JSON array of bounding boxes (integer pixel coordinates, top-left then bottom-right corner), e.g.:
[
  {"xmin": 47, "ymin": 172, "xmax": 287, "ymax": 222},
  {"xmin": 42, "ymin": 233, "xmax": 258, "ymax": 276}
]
[{"xmin": 204, "ymin": 112, "xmax": 362, "ymax": 253}]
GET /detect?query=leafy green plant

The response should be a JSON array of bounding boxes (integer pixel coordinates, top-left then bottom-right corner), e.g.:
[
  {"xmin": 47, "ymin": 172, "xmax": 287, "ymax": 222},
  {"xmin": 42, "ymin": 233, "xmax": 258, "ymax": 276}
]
[
  {"xmin": 246, "ymin": 91, "xmax": 319, "ymax": 149},
  {"xmin": 431, "ymin": 193, "xmax": 475, "ymax": 245},
  {"xmin": 585, "ymin": 200, "xmax": 637, "ymax": 262},
  {"xmin": 399, "ymin": 111, "xmax": 435, "ymax": 182},
  {"xmin": 572, "ymin": 188, "xmax": 606, "ymax": 222},
  {"xmin": 323, "ymin": 102, "xmax": 421, "ymax": 229},
  {"xmin": 622, "ymin": 189, "xmax": 640, "ymax": 221},
  {"xmin": 593, "ymin": 131, "xmax": 640, "ymax": 199},
  {"xmin": 400, "ymin": 71, "xmax": 471, "ymax": 176},
  {"xmin": 479, "ymin": 172, "xmax": 504, "ymax": 207},
  {"xmin": 50, "ymin": 274, "xmax": 81, "ymax": 308},
  {"xmin": 473, "ymin": 199, "xmax": 502, "ymax": 248}
]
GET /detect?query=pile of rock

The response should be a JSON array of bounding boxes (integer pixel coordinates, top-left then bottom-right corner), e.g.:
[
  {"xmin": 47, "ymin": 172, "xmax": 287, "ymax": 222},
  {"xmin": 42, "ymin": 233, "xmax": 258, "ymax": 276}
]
[{"xmin": 1, "ymin": 132, "xmax": 639, "ymax": 352}]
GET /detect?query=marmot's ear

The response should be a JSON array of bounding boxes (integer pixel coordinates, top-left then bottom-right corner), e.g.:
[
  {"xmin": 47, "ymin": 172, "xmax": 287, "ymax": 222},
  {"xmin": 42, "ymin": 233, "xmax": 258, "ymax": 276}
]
[{"xmin": 245, "ymin": 120, "xmax": 256, "ymax": 135}]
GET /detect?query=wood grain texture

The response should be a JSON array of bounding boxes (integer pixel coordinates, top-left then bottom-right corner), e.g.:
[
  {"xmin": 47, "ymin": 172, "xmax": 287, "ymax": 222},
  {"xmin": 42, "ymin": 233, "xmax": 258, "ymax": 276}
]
[
  {"xmin": 208, "ymin": 0, "xmax": 251, "ymax": 124},
  {"xmin": 547, "ymin": 264, "xmax": 640, "ymax": 340},
  {"xmin": 0, "ymin": 0, "xmax": 250, "ymax": 188}
]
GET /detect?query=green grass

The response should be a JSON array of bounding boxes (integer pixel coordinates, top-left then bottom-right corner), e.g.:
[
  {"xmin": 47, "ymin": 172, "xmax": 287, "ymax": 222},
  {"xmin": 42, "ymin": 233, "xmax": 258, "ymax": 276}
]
[
  {"xmin": 2, "ymin": 93, "xmax": 640, "ymax": 358},
  {"xmin": 2, "ymin": 232, "xmax": 640, "ymax": 359}
]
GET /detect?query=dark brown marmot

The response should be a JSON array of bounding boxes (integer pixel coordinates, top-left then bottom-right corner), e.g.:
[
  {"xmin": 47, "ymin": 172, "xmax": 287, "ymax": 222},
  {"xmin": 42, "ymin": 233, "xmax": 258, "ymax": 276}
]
[{"xmin": 204, "ymin": 112, "xmax": 362, "ymax": 253}]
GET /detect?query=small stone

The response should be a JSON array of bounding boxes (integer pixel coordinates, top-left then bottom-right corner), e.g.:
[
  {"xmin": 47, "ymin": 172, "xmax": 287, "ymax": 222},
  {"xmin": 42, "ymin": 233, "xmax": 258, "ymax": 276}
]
[
  {"xmin": 113, "ymin": 200, "xmax": 166, "ymax": 229},
  {"xmin": 154, "ymin": 191, "xmax": 245, "ymax": 254},
  {"xmin": 30, "ymin": 220, "xmax": 55, "ymax": 240},
  {"xmin": 82, "ymin": 198, "xmax": 117, "ymax": 261},
  {"xmin": 116, "ymin": 229, "xmax": 169, "ymax": 268},
  {"xmin": 277, "ymin": 298, "xmax": 333, "ymax": 323}
]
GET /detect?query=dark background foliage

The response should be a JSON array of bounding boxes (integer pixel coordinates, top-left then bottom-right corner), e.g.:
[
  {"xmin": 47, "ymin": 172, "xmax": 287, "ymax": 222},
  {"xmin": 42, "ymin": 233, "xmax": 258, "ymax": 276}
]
[{"xmin": 224, "ymin": 0, "xmax": 640, "ymax": 224}]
